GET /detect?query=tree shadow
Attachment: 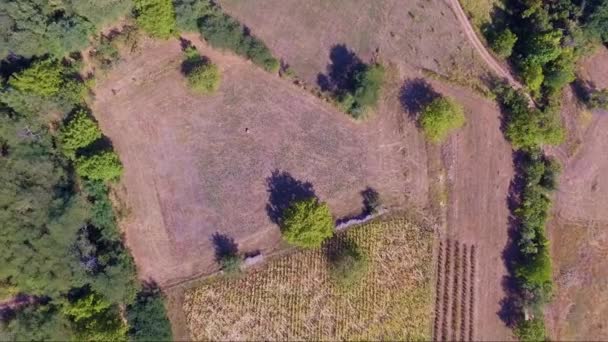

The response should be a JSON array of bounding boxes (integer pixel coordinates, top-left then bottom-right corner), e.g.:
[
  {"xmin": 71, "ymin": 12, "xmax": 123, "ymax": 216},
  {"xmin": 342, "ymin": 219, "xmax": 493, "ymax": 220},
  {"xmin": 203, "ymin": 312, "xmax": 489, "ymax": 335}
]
[
  {"xmin": 498, "ymin": 150, "xmax": 529, "ymax": 326},
  {"xmin": 399, "ymin": 78, "xmax": 439, "ymax": 119},
  {"xmin": 211, "ymin": 233, "xmax": 239, "ymax": 262},
  {"xmin": 572, "ymin": 78, "xmax": 596, "ymax": 103},
  {"xmin": 317, "ymin": 44, "xmax": 365, "ymax": 93},
  {"xmin": 336, "ymin": 187, "xmax": 381, "ymax": 225},
  {"xmin": 265, "ymin": 170, "xmax": 316, "ymax": 225}
]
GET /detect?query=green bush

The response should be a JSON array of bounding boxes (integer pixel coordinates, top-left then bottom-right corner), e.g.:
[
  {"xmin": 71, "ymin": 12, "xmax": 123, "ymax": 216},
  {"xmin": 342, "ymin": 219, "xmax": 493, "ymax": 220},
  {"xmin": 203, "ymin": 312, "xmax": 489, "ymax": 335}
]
[
  {"xmin": 543, "ymin": 48, "xmax": 576, "ymax": 91},
  {"xmin": 419, "ymin": 96, "xmax": 466, "ymax": 143},
  {"xmin": 75, "ymin": 151, "xmax": 123, "ymax": 181},
  {"xmin": 134, "ymin": 0, "xmax": 176, "ymax": 39},
  {"xmin": 219, "ymin": 254, "xmax": 242, "ymax": 275},
  {"xmin": 281, "ymin": 197, "xmax": 334, "ymax": 249},
  {"xmin": 514, "ymin": 317, "xmax": 547, "ymax": 342},
  {"xmin": 197, "ymin": 3, "xmax": 279, "ymax": 72},
  {"xmin": 491, "ymin": 28, "xmax": 518, "ymax": 58},
  {"xmin": 521, "ymin": 62, "xmax": 544, "ymax": 94},
  {"xmin": 60, "ymin": 110, "xmax": 103, "ymax": 157},
  {"xmin": 127, "ymin": 288, "xmax": 173, "ymax": 341},
  {"xmin": 348, "ymin": 64, "xmax": 385, "ymax": 118},
  {"xmin": 173, "ymin": 0, "xmax": 213, "ymax": 31},
  {"xmin": 8, "ymin": 59, "xmax": 63, "ymax": 97},
  {"xmin": 62, "ymin": 292, "xmax": 128, "ymax": 341},
  {"xmin": 328, "ymin": 240, "xmax": 368, "ymax": 288},
  {"xmin": 187, "ymin": 61, "xmax": 221, "ymax": 94}
]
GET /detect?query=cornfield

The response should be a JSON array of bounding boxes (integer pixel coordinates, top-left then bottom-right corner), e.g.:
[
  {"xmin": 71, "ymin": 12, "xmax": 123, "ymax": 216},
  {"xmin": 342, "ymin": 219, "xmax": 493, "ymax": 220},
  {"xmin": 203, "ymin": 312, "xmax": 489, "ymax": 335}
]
[{"xmin": 183, "ymin": 219, "xmax": 433, "ymax": 341}]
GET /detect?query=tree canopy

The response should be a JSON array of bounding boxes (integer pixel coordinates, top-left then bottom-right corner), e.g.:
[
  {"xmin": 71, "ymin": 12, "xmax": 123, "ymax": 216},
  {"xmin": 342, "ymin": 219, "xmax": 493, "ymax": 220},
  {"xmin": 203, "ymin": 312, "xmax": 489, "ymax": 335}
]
[
  {"xmin": 281, "ymin": 197, "xmax": 334, "ymax": 249},
  {"xmin": 419, "ymin": 96, "xmax": 466, "ymax": 143}
]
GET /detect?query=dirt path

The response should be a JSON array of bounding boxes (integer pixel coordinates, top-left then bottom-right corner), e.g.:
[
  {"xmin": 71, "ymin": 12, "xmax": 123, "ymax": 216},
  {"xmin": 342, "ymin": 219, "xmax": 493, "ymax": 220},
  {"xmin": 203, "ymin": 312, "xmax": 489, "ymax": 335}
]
[{"xmin": 447, "ymin": 0, "xmax": 523, "ymax": 91}]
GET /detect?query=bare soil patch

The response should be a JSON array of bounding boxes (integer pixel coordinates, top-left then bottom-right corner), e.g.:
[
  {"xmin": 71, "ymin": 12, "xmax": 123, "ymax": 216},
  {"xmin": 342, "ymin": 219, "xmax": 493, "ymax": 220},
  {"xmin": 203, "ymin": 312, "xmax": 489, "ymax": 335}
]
[
  {"xmin": 92, "ymin": 35, "xmax": 422, "ymax": 287},
  {"xmin": 544, "ymin": 47, "xmax": 608, "ymax": 341}
]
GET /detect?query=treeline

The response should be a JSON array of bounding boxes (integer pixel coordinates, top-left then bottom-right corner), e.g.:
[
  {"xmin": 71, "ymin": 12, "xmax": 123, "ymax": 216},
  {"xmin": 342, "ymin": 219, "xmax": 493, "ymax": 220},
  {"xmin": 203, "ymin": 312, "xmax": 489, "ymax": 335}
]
[
  {"xmin": 488, "ymin": 0, "xmax": 608, "ymax": 103},
  {"xmin": 0, "ymin": 0, "xmax": 172, "ymax": 340},
  {"xmin": 495, "ymin": 85, "xmax": 561, "ymax": 341},
  {"xmin": 173, "ymin": 0, "xmax": 279, "ymax": 72}
]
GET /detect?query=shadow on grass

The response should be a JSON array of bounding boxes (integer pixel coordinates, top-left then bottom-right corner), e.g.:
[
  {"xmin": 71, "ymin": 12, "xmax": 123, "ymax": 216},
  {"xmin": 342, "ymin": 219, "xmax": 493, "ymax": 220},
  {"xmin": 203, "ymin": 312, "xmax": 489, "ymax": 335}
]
[
  {"xmin": 265, "ymin": 170, "xmax": 316, "ymax": 225},
  {"xmin": 317, "ymin": 44, "xmax": 365, "ymax": 94},
  {"xmin": 399, "ymin": 78, "xmax": 439, "ymax": 120}
]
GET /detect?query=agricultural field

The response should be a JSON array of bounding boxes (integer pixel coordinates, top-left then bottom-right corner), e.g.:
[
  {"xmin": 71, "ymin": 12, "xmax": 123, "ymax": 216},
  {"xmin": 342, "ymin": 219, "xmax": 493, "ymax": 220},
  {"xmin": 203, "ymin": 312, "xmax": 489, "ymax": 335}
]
[{"xmin": 183, "ymin": 219, "xmax": 434, "ymax": 341}]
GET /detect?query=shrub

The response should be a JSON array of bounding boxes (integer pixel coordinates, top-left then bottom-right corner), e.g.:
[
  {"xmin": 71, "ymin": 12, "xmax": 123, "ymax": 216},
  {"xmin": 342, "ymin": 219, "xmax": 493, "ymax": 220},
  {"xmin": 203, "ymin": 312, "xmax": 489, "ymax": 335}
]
[
  {"xmin": 588, "ymin": 88, "xmax": 608, "ymax": 109},
  {"xmin": 197, "ymin": 4, "xmax": 279, "ymax": 72},
  {"xmin": 75, "ymin": 151, "xmax": 123, "ymax": 181},
  {"xmin": 174, "ymin": 0, "xmax": 213, "ymax": 31},
  {"xmin": 543, "ymin": 48, "xmax": 576, "ymax": 91},
  {"xmin": 281, "ymin": 197, "xmax": 334, "ymax": 249},
  {"xmin": 134, "ymin": 0, "xmax": 176, "ymax": 39},
  {"xmin": 219, "ymin": 254, "xmax": 242, "ymax": 275},
  {"xmin": 328, "ymin": 239, "xmax": 368, "ymax": 288},
  {"xmin": 60, "ymin": 110, "xmax": 103, "ymax": 157},
  {"xmin": 419, "ymin": 96, "xmax": 466, "ymax": 143},
  {"xmin": 349, "ymin": 64, "xmax": 385, "ymax": 118},
  {"xmin": 8, "ymin": 59, "xmax": 63, "ymax": 97},
  {"xmin": 514, "ymin": 317, "xmax": 546, "ymax": 342},
  {"xmin": 62, "ymin": 292, "xmax": 128, "ymax": 341},
  {"xmin": 521, "ymin": 62, "xmax": 544, "ymax": 94},
  {"xmin": 491, "ymin": 28, "xmax": 518, "ymax": 58},
  {"xmin": 127, "ymin": 288, "xmax": 173, "ymax": 341},
  {"xmin": 186, "ymin": 61, "xmax": 221, "ymax": 94}
]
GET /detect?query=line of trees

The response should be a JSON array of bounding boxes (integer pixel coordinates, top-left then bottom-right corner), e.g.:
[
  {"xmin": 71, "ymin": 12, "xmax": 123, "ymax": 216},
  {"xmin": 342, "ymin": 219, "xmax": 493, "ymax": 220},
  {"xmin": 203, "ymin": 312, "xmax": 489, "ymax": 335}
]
[{"xmin": 0, "ymin": 0, "xmax": 173, "ymax": 339}]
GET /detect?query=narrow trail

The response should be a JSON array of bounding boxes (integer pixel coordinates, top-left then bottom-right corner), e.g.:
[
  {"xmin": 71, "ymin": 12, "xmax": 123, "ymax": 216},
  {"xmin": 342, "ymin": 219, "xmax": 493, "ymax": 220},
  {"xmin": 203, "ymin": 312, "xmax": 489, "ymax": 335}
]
[{"xmin": 447, "ymin": 0, "xmax": 522, "ymax": 89}]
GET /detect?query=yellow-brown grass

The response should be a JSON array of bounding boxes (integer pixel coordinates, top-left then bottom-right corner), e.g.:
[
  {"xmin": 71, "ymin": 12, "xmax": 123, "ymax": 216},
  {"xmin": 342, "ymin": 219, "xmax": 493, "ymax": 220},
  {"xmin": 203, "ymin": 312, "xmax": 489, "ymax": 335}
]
[{"xmin": 183, "ymin": 218, "xmax": 433, "ymax": 341}]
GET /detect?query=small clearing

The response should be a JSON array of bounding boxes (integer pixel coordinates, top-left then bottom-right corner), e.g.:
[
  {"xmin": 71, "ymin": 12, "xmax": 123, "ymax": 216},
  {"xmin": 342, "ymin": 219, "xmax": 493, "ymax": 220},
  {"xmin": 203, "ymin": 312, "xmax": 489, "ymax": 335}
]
[{"xmin": 183, "ymin": 218, "xmax": 433, "ymax": 341}]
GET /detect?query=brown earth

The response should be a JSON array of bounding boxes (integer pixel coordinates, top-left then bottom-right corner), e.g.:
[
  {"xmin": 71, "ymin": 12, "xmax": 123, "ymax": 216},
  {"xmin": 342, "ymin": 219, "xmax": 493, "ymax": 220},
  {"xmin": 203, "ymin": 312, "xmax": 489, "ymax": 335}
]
[
  {"xmin": 545, "ymin": 47, "xmax": 608, "ymax": 341},
  {"xmin": 91, "ymin": 34, "xmax": 426, "ymax": 287}
]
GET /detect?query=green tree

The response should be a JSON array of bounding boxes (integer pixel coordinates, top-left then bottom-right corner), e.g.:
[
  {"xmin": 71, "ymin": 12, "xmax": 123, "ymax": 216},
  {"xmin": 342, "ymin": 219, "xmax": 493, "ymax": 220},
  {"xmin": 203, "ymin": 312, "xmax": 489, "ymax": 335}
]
[
  {"xmin": 60, "ymin": 110, "xmax": 103, "ymax": 157},
  {"xmin": 521, "ymin": 62, "xmax": 544, "ymax": 94},
  {"xmin": 328, "ymin": 239, "xmax": 368, "ymax": 288},
  {"xmin": 419, "ymin": 96, "xmax": 466, "ymax": 143},
  {"xmin": 186, "ymin": 61, "xmax": 221, "ymax": 94},
  {"xmin": 281, "ymin": 197, "xmax": 334, "ymax": 248},
  {"xmin": 8, "ymin": 59, "xmax": 63, "ymax": 97},
  {"xmin": 63, "ymin": 292, "xmax": 128, "ymax": 341},
  {"xmin": 0, "ymin": 305, "xmax": 73, "ymax": 341},
  {"xmin": 127, "ymin": 288, "xmax": 173, "ymax": 341},
  {"xmin": 134, "ymin": 0, "xmax": 176, "ymax": 39},
  {"xmin": 491, "ymin": 28, "xmax": 518, "ymax": 58},
  {"xmin": 543, "ymin": 48, "xmax": 576, "ymax": 91},
  {"xmin": 514, "ymin": 317, "xmax": 546, "ymax": 342},
  {"xmin": 75, "ymin": 151, "xmax": 123, "ymax": 181},
  {"xmin": 349, "ymin": 63, "xmax": 385, "ymax": 118}
]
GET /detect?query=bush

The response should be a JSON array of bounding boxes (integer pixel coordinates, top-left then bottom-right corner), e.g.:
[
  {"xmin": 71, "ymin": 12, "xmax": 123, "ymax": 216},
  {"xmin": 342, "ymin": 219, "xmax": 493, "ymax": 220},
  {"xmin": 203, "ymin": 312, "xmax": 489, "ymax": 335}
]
[
  {"xmin": 588, "ymin": 88, "xmax": 608, "ymax": 109},
  {"xmin": 281, "ymin": 197, "xmax": 334, "ymax": 249},
  {"xmin": 348, "ymin": 64, "xmax": 385, "ymax": 118},
  {"xmin": 521, "ymin": 62, "xmax": 544, "ymax": 94},
  {"xmin": 62, "ymin": 292, "xmax": 128, "ymax": 341},
  {"xmin": 219, "ymin": 254, "xmax": 242, "ymax": 275},
  {"xmin": 8, "ymin": 59, "xmax": 63, "ymax": 97},
  {"xmin": 173, "ymin": 0, "xmax": 213, "ymax": 31},
  {"xmin": 197, "ymin": 3, "xmax": 279, "ymax": 72},
  {"xmin": 186, "ymin": 61, "xmax": 221, "ymax": 94},
  {"xmin": 491, "ymin": 28, "xmax": 518, "ymax": 58},
  {"xmin": 328, "ymin": 239, "xmax": 368, "ymax": 288},
  {"xmin": 514, "ymin": 317, "xmax": 546, "ymax": 342},
  {"xmin": 134, "ymin": 0, "xmax": 176, "ymax": 39},
  {"xmin": 127, "ymin": 288, "xmax": 173, "ymax": 341},
  {"xmin": 75, "ymin": 151, "xmax": 123, "ymax": 181},
  {"xmin": 419, "ymin": 96, "xmax": 466, "ymax": 143},
  {"xmin": 60, "ymin": 109, "xmax": 103, "ymax": 157}
]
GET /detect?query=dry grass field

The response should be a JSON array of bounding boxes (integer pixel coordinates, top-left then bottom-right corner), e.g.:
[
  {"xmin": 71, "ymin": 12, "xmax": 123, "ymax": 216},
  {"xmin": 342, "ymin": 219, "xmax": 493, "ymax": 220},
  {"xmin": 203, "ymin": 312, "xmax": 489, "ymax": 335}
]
[
  {"xmin": 91, "ymin": 35, "xmax": 426, "ymax": 286},
  {"xmin": 183, "ymin": 218, "xmax": 433, "ymax": 341}
]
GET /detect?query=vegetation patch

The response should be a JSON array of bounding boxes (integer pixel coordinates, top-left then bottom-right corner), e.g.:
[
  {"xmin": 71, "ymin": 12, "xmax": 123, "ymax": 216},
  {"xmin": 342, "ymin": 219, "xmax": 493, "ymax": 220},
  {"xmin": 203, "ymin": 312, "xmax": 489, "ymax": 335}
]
[
  {"xmin": 337, "ymin": 63, "xmax": 385, "ymax": 119},
  {"xmin": 280, "ymin": 197, "xmax": 334, "ymax": 249},
  {"xmin": 419, "ymin": 96, "xmax": 466, "ymax": 143},
  {"xmin": 182, "ymin": 46, "xmax": 221, "ymax": 94},
  {"xmin": 184, "ymin": 219, "xmax": 433, "ymax": 341},
  {"xmin": 134, "ymin": 0, "xmax": 177, "ymax": 39}
]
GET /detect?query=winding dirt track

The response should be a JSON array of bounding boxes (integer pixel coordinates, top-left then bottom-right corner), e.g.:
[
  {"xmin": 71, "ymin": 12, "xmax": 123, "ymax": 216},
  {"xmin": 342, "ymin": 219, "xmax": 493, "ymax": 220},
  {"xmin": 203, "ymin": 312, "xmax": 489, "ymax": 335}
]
[{"xmin": 447, "ymin": 0, "xmax": 523, "ymax": 90}]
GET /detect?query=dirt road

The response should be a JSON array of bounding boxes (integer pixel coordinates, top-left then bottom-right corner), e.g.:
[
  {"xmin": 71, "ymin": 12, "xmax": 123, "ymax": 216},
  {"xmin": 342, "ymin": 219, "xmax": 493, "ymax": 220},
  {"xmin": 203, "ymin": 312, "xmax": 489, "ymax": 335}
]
[{"xmin": 447, "ymin": 0, "xmax": 523, "ymax": 90}]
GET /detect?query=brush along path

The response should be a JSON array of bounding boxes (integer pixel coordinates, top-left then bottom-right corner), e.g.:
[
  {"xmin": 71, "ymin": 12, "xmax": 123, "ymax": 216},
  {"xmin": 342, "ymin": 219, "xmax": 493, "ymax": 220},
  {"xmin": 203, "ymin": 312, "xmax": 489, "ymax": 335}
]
[{"xmin": 183, "ymin": 219, "xmax": 433, "ymax": 341}]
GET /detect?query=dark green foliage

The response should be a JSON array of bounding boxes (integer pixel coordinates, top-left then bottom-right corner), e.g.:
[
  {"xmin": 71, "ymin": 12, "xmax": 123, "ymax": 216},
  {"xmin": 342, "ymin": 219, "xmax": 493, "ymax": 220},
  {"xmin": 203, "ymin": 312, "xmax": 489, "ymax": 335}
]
[
  {"xmin": 490, "ymin": 28, "xmax": 518, "ymax": 58},
  {"xmin": 182, "ymin": 48, "xmax": 221, "ymax": 94},
  {"xmin": 219, "ymin": 254, "xmax": 242, "ymax": 275},
  {"xmin": 495, "ymin": 84, "xmax": 564, "ymax": 151},
  {"xmin": 134, "ymin": 0, "xmax": 176, "ymax": 39},
  {"xmin": 341, "ymin": 64, "xmax": 385, "ymax": 119},
  {"xmin": 328, "ymin": 239, "xmax": 368, "ymax": 289},
  {"xmin": 193, "ymin": 0, "xmax": 279, "ymax": 72},
  {"xmin": 173, "ymin": 0, "xmax": 213, "ymax": 31},
  {"xmin": 0, "ymin": 0, "xmax": 132, "ymax": 59},
  {"xmin": 281, "ymin": 197, "xmax": 334, "ymax": 249},
  {"xmin": 514, "ymin": 317, "xmax": 547, "ymax": 342},
  {"xmin": 583, "ymin": 1, "xmax": 608, "ymax": 43},
  {"xmin": 127, "ymin": 287, "xmax": 173, "ymax": 341},
  {"xmin": 0, "ymin": 304, "xmax": 73, "ymax": 341}
]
